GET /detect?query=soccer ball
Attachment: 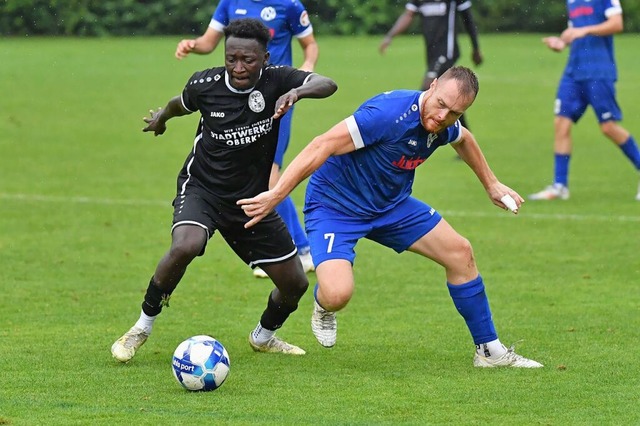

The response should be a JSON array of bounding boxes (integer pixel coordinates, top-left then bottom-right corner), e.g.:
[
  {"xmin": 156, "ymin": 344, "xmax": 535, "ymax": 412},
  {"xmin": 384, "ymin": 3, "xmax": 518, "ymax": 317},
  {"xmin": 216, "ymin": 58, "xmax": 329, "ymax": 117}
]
[{"xmin": 171, "ymin": 335, "xmax": 230, "ymax": 391}]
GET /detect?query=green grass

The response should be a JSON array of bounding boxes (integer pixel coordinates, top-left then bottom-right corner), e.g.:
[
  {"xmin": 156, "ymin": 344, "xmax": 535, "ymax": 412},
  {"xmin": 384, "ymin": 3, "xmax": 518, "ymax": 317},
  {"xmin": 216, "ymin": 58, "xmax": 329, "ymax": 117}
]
[{"xmin": 1, "ymin": 34, "xmax": 639, "ymax": 425}]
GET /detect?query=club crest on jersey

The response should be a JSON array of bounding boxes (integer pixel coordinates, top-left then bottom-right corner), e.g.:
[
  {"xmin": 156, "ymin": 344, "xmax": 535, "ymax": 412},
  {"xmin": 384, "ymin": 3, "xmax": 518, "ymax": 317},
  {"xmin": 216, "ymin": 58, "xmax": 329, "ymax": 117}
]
[
  {"xmin": 261, "ymin": 7, "xmax": 277, "ymax": 21},
  {"xmin": 427, "ymin": 133, "xmax": 438, "ymax": 148},
  {"xmin": 248, "ymin": 91, "xmax": 266, "ymax": 113}
]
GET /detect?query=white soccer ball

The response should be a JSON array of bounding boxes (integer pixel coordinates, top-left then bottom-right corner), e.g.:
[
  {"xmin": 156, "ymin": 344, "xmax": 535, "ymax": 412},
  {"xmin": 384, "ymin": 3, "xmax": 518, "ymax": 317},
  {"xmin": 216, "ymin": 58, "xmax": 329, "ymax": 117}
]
[{"xmin": 171, "ymin": 335, "xmax": 230, "ymax": 391}]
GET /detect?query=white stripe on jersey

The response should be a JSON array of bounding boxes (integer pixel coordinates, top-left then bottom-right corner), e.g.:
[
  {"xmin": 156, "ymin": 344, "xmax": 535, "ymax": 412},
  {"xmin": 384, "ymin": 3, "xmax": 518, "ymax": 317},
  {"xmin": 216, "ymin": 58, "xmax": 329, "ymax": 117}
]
[
  {"xmin": 457, "ymin": 1, "xmax": 472, "ymax": 11},
  {"xmin": 209, "ymin": 19, "xmax": 225, "ymax": 32},
  {"xmin": 181, "ymin": 92, "xmax": 196, "ymax": 113},
  {"xmin": 447, "ymin": 1, "xmax": 456, "ymax": 58},
  {"xmin": 295, "ymin": 26, "xmax": 314, "ymax": 38},
  {"xmin": 345, "ymin": 115, "xmax": 365, "ymax": 150},
  {"xmin": 179, "ymin": 124, "xmax": 203, "ymax": 196}
]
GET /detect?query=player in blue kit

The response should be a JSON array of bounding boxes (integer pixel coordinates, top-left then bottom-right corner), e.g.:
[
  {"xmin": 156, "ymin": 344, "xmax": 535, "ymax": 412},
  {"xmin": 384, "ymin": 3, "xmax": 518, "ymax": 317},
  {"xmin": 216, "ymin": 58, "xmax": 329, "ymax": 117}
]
[
  {"xmin": 529, "ymin": 0, "xmax": 640, "ymax": 201},
  {"xmin": 176, "ymin": 0, "xmax": 319, "ymax": 275},
  {"xmin": 238, "ymin": 66, "xmax": 543, "ymax": 368}
]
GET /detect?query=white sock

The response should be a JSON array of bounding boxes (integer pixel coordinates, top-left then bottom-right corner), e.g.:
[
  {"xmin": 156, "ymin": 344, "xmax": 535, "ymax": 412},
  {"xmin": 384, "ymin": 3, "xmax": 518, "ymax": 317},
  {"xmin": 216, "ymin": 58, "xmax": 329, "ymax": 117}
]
[
  {"xmin": 251, "ymin": 322, "xmax": 275, "ymax": 344},
  {"xmin": 134, "ymin": 310, "xmax": 156, "ymax": 334},
  {"xmin": 476, "ymin": 339, "xmax": 507, "ymax": 358}
]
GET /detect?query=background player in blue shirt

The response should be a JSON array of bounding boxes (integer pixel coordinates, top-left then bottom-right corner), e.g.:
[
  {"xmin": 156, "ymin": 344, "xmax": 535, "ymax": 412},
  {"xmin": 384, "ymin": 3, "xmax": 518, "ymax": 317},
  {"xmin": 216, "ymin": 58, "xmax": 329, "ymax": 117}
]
[
  {"xmin": 529, "ymin": 0, "xmax": 640, "ymax": 201},
  {"xmin": 175, "ymin": 0, "xmax": 319, "ymax": 275},
  {"xmin": 238, "ymin": 66, "xmax": 543, "ymax": 368}
]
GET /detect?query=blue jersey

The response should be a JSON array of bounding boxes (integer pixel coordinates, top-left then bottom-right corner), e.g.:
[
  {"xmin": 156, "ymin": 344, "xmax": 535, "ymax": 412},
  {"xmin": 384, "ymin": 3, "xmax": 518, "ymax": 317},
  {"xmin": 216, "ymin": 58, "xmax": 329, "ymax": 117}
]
[
  {"xmin": 564, "ymin": 0, "xmax": 622, "ymax": 81},
  {"xmin": 210, "ymin": 0, "xmax": 313, "ymax": 66},
  {"xmin": 306, "ymin": 90, "xmax": 462, "ymax": 218}
]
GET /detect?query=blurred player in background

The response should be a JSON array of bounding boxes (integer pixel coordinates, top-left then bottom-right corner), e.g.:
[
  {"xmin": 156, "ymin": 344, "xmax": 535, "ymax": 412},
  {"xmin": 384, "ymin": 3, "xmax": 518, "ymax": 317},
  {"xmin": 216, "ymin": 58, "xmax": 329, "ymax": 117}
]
[
  {"xmin": 175, "ymin": 0, "xmax": 319, "ymax": 276},
  {"xmin": 238, "ymin": 66, "xmax": 543, "ymax": 368},
  {"xmin": 529, "ymin": 0, "xmax": 640, "ymax": 201},
  {"xmin": 111, "ymin": 19, "xmax": 337, "ymax": 362},
  {"xmin": 379, "ymin": 0, "xmax": 483, "ymax": 133}
]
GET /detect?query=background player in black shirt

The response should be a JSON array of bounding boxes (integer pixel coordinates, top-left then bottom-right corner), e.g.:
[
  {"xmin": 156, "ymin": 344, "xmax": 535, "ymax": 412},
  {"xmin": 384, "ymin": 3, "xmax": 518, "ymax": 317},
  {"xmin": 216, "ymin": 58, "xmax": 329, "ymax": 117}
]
[
  {"xmin": 111, "ymin": 18, "xmax": 337, "ymax": 362},
  {"xmin": 379, "ymin": 0, "xmax": 482, "ymax": 131}
]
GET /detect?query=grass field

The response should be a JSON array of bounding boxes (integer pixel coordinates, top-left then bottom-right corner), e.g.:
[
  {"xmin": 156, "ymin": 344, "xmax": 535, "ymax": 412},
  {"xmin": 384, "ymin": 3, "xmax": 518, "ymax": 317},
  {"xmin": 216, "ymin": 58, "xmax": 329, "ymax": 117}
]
[{"xmin": 1, "ymin": 34, "xmax": 639, "ymax": 425}]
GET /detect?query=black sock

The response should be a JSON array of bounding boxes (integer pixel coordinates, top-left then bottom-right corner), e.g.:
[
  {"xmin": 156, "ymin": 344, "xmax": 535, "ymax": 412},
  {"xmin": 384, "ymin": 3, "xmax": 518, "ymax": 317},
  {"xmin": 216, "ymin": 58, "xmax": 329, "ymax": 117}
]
[
  {"xmin": 259, "ymin": 294, "xmax": 297, "ymax": 331},
  {"xmin": 141, "ymin": 277, "xmax": 172, "ymax": 316}
]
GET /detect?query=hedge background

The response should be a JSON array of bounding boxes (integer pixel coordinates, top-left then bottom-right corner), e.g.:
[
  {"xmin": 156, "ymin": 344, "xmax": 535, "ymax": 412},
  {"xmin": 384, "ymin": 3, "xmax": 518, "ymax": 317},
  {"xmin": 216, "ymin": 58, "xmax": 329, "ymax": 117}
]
[{"xmin": 1, "ymin": 0, "xmax": 639, "ymax": 36}]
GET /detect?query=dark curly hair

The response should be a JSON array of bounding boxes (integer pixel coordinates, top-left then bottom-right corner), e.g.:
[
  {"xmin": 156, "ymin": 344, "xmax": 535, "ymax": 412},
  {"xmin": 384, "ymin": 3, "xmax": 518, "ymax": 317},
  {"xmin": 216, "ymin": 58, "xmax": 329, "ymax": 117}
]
[{"xmin": 224, "ymin": 18, "xmax": 271, "ymax": 51}]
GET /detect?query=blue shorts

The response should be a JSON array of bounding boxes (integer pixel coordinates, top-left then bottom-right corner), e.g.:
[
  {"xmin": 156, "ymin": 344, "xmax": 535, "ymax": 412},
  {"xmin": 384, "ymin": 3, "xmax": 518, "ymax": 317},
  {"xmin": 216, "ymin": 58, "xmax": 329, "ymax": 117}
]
[
  {"xmin": 304, "ymin": 197, "xmax": 442, "ymax": 267},
  {"xmin": 274, "ymin": 105, "xmax": 294, "ymax": 167},
  {"xmin": 555, "ymin": 76, "xmax": 622, "ymax": 123}
]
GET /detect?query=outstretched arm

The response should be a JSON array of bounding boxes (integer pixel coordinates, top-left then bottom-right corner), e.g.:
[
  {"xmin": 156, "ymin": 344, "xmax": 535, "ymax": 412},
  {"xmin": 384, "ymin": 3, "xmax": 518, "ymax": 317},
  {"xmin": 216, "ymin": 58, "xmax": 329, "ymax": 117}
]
[
  {"xmin": 452, "ymin": 126, "xmax": 524, "ymax": 213},
  {"xmin": 561, "ymin": 13, "xmax": 623, "ymax": 44},
  {"xmin": 142, "ymin": 96, "xmax": 192, "ymax": 136},
  {"xmin": 544, "ymin": 13, "xmax": 623, "ymax": 52},
  {"xmin": 297, "ymin": 33, "xmax": 319, "ymax": 72},
  {"xmin": 273, "ymin": 73, "xmax": 338, "ymax": 119},
  {"xmin": 238, "ymin": 120, "xmax": 355, "ymax": 227},
  {"xmin": 459, "ymin": 8, "xmax": 483, "ymax": 66},
  {"xmin": 175, "ymin": 27, "xmax": 224, "ymax": 59},
  {"xmin": 379, "ymin": 9, "xmax": 415, "ymax": 54}
]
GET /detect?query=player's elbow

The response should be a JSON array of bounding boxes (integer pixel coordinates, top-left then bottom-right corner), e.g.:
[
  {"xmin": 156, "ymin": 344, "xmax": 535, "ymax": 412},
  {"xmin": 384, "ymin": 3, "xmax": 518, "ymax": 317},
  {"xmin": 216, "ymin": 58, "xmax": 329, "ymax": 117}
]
[{"xmin": 610, "ymin": 16, "xmax": 624, "ymax": 33}]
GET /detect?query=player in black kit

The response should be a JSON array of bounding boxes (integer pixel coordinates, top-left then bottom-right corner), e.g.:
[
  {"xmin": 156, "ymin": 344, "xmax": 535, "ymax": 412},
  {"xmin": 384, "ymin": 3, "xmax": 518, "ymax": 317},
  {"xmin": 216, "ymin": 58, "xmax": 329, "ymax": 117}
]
[
  {"xmin": 111, "ymin": 18, "xmax": 337, "ymax": 362},
  {"xmin": 379, "ymin": 0, "xmax": 482, "ymax": 130}
]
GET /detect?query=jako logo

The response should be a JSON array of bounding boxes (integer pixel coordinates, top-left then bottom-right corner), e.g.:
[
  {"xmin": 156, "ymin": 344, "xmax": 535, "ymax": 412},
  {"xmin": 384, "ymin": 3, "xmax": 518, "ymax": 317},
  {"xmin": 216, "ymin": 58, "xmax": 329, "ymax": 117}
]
[{"xmin": 211, "ymin": 112, "xmax": 225, "ymax": 118}]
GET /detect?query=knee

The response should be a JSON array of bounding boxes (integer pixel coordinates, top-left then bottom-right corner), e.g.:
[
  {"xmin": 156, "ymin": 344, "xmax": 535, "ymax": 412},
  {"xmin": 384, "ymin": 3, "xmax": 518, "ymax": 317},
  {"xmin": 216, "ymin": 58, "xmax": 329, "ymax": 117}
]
[
  {"xmin": 290, "ymin": 276, "xmax": 309, "ymax": 299},
  {"xmin": 600, "ymin": 121, "xmax": 615, "ymax": 139},
  {"xmin": 451, "ymin": 237, "xmax": 476, "ymax": 267},
  {"xmin": 169, "ymin": 238, "xmax": 203, "ymax": 262},
  {"xmin": 279, "ymin": 275, "xmax": 309, "ymax": 305},
  {"xmin": 318, "ymin": 283, "xmax": 353, "ymax": 311}
]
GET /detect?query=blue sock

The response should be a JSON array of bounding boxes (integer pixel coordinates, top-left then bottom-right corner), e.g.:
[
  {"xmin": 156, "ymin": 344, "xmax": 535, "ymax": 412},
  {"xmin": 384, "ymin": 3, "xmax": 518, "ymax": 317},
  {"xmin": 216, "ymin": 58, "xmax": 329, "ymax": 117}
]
[
  {"xmin": 313, "ymin": 283, "xmax": 327, "ymax": 309},
  {"xmin": 447, "ymin": 275, "xmax": 497, "ymax": 345},
  {"xmin": 619, "ymin": 136, "xmax": 640, "ymax": 170},
  {"xmin": 554, "ymin": 153, "xmax": 570, "ymax": 186},
  {"xmin": 275, "ymin": 196, "xmax": 309, "ymax": 251}
]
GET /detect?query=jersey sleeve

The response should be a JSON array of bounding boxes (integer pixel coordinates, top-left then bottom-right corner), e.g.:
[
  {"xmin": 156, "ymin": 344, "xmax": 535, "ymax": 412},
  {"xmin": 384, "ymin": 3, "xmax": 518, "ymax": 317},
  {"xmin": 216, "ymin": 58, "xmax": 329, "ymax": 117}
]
[
  {"xmin": 446, "ymin": 120, "xmax": 463, "ymax": 144},
  {"xmin": 210, "ymin": 0, "xmax": 232, "ymax": 31},
  {"xmin": 270, "ymin": 65, "xmax": 313, "ymax": 92},
  {"xmin": 406, "ymin": 1, "xmax": 419, "ymax": 12},
  {"xmin": 605, "ymin": 0, "xmax": 622, "ymax": 17},
  {"xmin": 286, "ymin": 0, "xmax": 313, "ymax": 38},
  {"xmin": 180, "ymin": 71, "xmax": 202, "ymax": 113},
  {"xmin": 457, "ymin": 0, "xmax": 472, "ymax": 12},
  {"xmin": 347, "ymin": 98, "xmax": 400, "ymax": 150}
]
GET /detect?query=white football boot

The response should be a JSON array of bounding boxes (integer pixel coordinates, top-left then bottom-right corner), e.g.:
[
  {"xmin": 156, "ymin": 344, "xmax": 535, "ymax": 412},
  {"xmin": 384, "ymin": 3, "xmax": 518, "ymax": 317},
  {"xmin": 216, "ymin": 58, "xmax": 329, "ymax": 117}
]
[
  {"xmin": 248, "ymin": 334, "xmax": 306, "ymax": 355},
  {"xmin": 529, "ymin": 183, "xmax": 570, "ymax": 201},
  {"xmin": 311, "ymin": 301, "xmax": 337, "ymax": 347},
  {"xmin": 473, "ymin": 344, "xmax": 543, "ymax": 368},
  {"xmin": 111, "ymin": 326, "xmax": 150, "ymax": 362}
]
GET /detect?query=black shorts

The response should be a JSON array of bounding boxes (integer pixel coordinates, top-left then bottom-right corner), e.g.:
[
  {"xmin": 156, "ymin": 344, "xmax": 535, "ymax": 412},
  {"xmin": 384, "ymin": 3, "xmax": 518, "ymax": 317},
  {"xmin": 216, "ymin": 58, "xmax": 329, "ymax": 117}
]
[{"xmin": 171, "ymin": 189, "xmax": 297, "ymax": 269}]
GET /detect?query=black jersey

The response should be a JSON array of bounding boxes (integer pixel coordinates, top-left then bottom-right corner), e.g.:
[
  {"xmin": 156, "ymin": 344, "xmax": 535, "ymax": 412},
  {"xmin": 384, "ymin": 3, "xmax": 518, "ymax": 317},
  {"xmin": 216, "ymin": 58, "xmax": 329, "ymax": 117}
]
[
  {"xmin": 407, "ymin": 0, "xmax": 472, "ymax": 63},
  {"xmin": 179, "ymin": 64, "xmax": 312, "ymax": 202}
]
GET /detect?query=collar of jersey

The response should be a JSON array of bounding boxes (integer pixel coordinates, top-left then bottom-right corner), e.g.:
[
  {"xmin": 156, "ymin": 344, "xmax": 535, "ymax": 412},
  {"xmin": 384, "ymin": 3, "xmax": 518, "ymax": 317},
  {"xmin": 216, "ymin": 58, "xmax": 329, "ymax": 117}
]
[
  {"xmin": 224, "ymin": 69, "xmax": 263, "ymax": 94},
  {"xmin": 418, "ymin": 91, "xmax": 427, "ymax": 128}
]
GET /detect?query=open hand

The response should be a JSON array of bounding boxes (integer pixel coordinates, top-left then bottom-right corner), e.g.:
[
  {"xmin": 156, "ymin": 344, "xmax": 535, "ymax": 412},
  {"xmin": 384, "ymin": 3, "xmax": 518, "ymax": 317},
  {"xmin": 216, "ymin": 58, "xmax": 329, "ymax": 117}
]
[
  {"xmin": 142, "ymin": 108, "xmax": 166, "ymax": 136},
  {"xmin": 273, "ymin": 90, "xmax": 298, "ymax": 119}
]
